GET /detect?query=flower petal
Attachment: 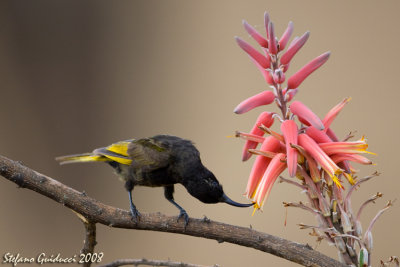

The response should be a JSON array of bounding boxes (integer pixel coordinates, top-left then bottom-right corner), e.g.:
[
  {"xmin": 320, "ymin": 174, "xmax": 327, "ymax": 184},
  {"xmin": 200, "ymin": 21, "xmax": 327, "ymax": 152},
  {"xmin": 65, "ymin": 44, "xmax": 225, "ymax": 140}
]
[
  {"xmin": 305, "ymin": 126, "xmax": 332, "ymax": 143},
  {"xmin": 242, "ymin": 112, "xmax": 275, "ymax": 161},
  {"xmin": 264, "ymin": 12, "xmax": 270, "ymax": 40},
  {"xmin": 245, "ymin": 136, "xmax": 281, "ymax": 199},
  {"xmin": 268, "ymin": 22, "xmax": 278, "ymax": 55},
  {"xmin": 298, "ymin": 133, "xmax": 343, "ymax": 188},
  {"xmin": 323, "ymin": 97, "xmax": 351, "ymax": 129},
  {"xmin": 290, "ymin": 101, "xmax": 324, "ymax": 130},
  {"xmin": 243, "ymin": 20, "xmax": 268, "ymax": 48},
  {"xmin": 280, "ymin": 31, "xmax": 310, "ymax": 65},
  {"xmin": 253, "ymin": 153, "xmax": 287, "ymax": 210},
  {"xmin": 319, "ymin": 139, "xmax": 375, "ymax": 155},
  {"xmin": 330, "ymin": 153, "xmax": 373, "ymax": 165},
  {"xmin": 234, "ymin": 90, "xmax": 275, "ymax": 114},
  {"xmin": 287, "ymin": 51, "xmax": 330, "ymax": 89},
  {"xmin": 281, "ymin": 120, "xmax": 298, "ymax": 177},
  {"xmin": 235, "ymin": 36, "xmax": 271, "ymax": 68},
  {"xmin": 278, "ymin": 21, "xmax": 293, "ymax": 51},
  {"xmin": 250, "ymin": 57, "xmax": 274, "ymax": 85}
]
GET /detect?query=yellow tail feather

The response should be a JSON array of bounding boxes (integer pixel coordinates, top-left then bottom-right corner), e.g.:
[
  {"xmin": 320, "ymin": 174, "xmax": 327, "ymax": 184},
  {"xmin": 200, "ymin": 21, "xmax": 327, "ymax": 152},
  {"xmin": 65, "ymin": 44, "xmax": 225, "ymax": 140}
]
[{"xmin": 55, "ymin": 154, "xmax": 109, "ymax": 165}]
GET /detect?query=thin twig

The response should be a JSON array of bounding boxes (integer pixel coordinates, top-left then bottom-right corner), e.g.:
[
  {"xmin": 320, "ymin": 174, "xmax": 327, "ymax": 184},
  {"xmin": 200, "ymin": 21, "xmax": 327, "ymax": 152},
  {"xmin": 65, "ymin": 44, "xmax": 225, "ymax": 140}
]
[
  {"xmin": 0, "ymin": 154, "xmax": 346, "ymax": 267},
  {"xmin": 98, "ymin": 258, "xmax": 217, "ymax": 267}
]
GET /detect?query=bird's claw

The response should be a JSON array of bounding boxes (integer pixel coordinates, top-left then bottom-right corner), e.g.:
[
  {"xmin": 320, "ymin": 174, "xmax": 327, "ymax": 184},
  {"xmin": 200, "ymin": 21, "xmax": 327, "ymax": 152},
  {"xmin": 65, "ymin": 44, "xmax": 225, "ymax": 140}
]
[
  {"xmin": 130, "ymin": 207, "xmax": 141, "ymax": 222},
  {"xmin": 177, "ymin": 210, "xmax": 189, "ymax": 228}
]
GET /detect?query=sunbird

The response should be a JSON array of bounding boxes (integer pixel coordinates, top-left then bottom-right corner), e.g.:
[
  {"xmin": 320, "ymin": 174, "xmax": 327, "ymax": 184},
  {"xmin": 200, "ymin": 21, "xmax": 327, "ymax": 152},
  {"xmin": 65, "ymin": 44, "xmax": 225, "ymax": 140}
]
[{"xmin": 56, "ymin": 135, "xmax": 253, "ymax": 225}]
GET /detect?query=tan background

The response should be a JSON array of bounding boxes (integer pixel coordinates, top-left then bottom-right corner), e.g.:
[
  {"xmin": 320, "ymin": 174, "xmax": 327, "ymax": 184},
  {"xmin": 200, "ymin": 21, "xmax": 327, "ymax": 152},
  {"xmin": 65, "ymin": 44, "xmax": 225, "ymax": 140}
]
[{"xmin": 0, "ymin": 1, "xmax": 399, "ymax": 266}]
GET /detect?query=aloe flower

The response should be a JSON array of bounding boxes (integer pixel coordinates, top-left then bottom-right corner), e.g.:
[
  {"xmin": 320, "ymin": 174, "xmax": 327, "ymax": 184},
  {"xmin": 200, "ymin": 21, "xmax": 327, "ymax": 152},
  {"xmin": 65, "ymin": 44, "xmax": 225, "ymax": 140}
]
[
  {"xmin": 281, "ymin": 120, "xmax": 298, "ymax": 177},
  {"xmin": 245, "ymin": 136, "xmax": 281, "ymax": 199},
  {"xmin": 298, "ymin": 134, "xmax": 343, "ymax": 188},
  {"xmin": 233, "ymin": 12, "xmax": 384, "ymax": 266},
  {"xmin": 241, "ymin": 112, "xmax": 274, "ymax": 161},
  {"xmin": 234, "ymin": 90, "xmax": 275, "ymax": 114},
  {"xmin": 252, "ymin": 153, "xmax": 287, "ymax": 210}
]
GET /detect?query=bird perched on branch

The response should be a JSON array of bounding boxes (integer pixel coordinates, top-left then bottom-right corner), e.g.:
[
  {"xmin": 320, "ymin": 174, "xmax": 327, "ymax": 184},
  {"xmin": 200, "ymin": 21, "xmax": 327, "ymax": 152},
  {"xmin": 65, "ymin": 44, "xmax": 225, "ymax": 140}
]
[{"xmin": 56, "ymin": 135, "xmax": 253, "ymax": 226}]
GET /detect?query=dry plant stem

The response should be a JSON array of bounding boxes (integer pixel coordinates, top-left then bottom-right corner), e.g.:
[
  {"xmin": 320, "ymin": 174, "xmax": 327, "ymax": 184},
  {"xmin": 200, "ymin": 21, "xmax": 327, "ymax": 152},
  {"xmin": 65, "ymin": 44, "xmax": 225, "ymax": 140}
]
[
  {"xmin": 0, "ymin": 155, "xmax": 346, "ymax": 267},
  {"xmin": 99, "ymin": 258, "xmax": 216, "ymax": 267},
  {"xmin": 80, "ymin": 219, "xmax": 97, "ymax": 267}
]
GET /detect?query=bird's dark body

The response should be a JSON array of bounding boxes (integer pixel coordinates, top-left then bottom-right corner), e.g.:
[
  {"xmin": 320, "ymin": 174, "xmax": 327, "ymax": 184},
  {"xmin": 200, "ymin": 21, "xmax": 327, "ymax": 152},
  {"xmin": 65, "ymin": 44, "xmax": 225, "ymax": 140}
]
[{"xmin": 57, "ymin": 134, "xmax": 252, "ymax": 225}]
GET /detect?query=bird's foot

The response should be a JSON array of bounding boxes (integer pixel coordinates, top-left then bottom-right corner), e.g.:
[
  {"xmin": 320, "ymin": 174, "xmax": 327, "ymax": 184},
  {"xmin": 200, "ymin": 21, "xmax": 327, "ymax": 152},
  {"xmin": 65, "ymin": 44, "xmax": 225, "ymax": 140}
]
[
  {"xmin": 130, "ymin": 206, "xmax": 141, "ymax": 223},
  {"xmin": 177, "ymin": 209, "xmax": 189, "ymax": 228}
]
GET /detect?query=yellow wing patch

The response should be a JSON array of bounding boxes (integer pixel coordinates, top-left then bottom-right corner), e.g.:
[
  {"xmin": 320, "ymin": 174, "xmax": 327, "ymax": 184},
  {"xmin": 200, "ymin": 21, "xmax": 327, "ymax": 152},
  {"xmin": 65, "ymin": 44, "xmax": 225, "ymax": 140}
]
[{"xmin": 106, "ymin": 141, "xmax": 131, "ymax": 157}]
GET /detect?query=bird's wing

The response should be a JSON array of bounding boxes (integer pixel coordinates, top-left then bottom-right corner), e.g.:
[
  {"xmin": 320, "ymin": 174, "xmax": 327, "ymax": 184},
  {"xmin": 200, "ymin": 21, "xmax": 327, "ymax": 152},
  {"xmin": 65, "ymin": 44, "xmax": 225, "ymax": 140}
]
[
  {"xmin": 92, "ymin": 140, "xmax": 134, "ymax": 165},
  {"xmin": 127, "ymin": 138, "xmax": 171, "ymax": 170}
]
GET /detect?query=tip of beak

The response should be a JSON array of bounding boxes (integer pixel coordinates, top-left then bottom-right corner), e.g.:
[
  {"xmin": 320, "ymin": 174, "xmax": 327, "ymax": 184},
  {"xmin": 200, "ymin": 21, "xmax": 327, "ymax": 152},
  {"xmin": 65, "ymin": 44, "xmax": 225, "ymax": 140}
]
[{"xmin": 221, "ymin": 193, "xmax": 254, "ymax": 208}]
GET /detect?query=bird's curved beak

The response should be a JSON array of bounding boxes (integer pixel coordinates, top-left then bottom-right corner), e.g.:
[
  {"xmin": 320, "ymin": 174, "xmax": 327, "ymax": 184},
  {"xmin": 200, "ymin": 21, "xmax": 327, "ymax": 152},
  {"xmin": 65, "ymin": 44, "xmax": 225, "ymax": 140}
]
[{"xmin": 220, "ymin": 193, "xmax": 254, "ymax": 207}]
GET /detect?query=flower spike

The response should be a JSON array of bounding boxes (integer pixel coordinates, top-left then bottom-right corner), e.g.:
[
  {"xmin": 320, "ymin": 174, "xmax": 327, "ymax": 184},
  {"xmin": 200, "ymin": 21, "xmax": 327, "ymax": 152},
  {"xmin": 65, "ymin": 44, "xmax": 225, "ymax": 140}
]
[
  {"xmin": 281, "ymin": 120, "xmax": 298, "ymax": 177},
  {"xmin": 278, "ymin": 21, "xmax": 294, "ymax": 51},
  {"xmin": 290, "ymin": 101, "xmax": 324, "ymax": 130},
  {"xmin": 234, "ymin": 90, "xmax": 275, "ymax": 114},
  {"xmin": 235, "ymin": 37, "xmax": 271, "ymax": 69},
  {"xmin": 287, "ymin": 51, "xmax": 330, "ymax": 90},
  {"xmin": 243, "ymin": 20, "xmax": 268, "ymax": 48},
  {"xmin": 280, "ymin": 31, "xmax": 310, "ymax": 65}
]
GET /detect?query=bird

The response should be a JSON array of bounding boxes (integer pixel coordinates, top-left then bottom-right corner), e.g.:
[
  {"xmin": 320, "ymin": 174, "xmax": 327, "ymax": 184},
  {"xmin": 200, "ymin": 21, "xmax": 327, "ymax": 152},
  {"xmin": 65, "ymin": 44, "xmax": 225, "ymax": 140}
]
[{"xmin": 56, "ymin": 135, "xmax": 253, "ymax": 226}]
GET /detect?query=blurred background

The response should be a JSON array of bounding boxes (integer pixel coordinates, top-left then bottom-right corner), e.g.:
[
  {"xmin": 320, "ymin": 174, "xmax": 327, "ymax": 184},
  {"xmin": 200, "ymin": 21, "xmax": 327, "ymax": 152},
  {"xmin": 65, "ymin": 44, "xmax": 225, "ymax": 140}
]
[{"xmin": 0, "ymin": 1, "xmax": 399, "ymax": 266}]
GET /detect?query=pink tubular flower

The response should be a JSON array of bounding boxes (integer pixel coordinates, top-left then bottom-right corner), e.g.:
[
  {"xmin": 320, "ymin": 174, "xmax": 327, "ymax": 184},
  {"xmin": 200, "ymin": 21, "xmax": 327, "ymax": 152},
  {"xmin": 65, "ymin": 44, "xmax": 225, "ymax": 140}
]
[
  {"xmin": 280, "ymin": 31, "xmax": 310, "ymax": 65},
  {"xmin": 298, "ymin": 133, "xmax": 343, "ymax": 188},
  {"xmin": 234, "ymin": 90, "xmax": 275, "ymax": 114},
  {"xmin": 252, "ymin": 153, "xmax": 287, "ymax": 210},
  {"xmin": 243, "ymin": 20, "xmax": 268, "ymax": 48},
  {"xmin": 278, "ymin": 21, "xmax": 293, "ymax": 51},
  {"xmin": 242, "ymin": 112, "xmax": 274, "ymax": 161},
  {"xmin": 281, "ymin": 120, "xmax": 298, "ymax": 177},
  {"xmin": 245, "ymin": 136, "xmax": 281, "ymax": 199},
  {"xmin": 287, "ymin": 51, "xmax": 330, "ymax": 90},
  {"xmin": 305, "ymin": 126, "xmax": 332, "ymax": 143},
  {"xmin": 319, "ymin": 137, "xmax": 374, "ymax": 155},
  {"xmin": 323, "ymin": 97, "xmax": 351, "ymax": 129},
  {"xmin": 267, "ymin": 22, "xmax": 278, "ymax": 55},
  {"xmin": 290, "ymin": 101, "xmax": 324, "ymax": 130},
  {"xmin": 330, "ymin": 153, "xmax": 373, "ymax": 165},
  {"xmin": 251, "ymin": 58, "xmax": 274, "ymax": 85},
  {"xmin": 235, "ymin": 37, "xmax": 271, "ymax": 69}
]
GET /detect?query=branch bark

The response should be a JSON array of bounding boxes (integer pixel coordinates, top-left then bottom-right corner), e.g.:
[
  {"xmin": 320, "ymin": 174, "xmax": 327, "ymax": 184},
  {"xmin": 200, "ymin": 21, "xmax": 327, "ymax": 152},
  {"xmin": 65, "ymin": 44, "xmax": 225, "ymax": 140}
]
[
  {"xmin": 99, "ymin": 258, "xmax": 217, "ymax": 267},
  {"xmin": 0, "ymin": 154, "xmax": 346, "ymax": 267}
]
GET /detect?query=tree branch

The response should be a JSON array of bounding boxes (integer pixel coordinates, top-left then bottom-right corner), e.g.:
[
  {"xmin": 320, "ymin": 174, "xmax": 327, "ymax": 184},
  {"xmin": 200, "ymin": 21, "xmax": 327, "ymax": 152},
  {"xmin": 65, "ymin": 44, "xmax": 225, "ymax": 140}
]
[
  {"xmin": 0, "ymin": 154, "xmax": 346, "ymax": 267},
  {"xmin": 99, "ymin": 258, "xmax": 217, "ymax": 267}
]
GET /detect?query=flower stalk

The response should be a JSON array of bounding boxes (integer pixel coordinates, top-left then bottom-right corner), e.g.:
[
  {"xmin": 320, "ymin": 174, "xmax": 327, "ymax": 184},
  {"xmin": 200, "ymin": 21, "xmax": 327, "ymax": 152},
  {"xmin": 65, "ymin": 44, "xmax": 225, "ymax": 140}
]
[{"xmin": 233, "ymin": 11, "xmax": 393, "ymax": 266}]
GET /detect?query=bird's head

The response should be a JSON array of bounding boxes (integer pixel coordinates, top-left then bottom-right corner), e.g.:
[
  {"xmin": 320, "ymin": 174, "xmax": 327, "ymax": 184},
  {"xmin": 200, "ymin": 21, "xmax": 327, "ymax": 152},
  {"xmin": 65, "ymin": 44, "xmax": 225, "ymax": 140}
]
[{"xmin": 183, "ymin": 168, "xmax": 253, "ymax": 208}]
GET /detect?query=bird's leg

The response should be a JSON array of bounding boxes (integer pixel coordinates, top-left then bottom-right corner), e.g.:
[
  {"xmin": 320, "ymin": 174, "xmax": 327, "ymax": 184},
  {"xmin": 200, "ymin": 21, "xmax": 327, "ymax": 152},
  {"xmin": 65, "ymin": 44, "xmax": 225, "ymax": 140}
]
[
  {"xmin": 164, "ymin": 185, "xmax": 189, "ymax": 227},
  {"xmin": 125, "ymin": 180, "xmax": 140, "ymax": 221}
]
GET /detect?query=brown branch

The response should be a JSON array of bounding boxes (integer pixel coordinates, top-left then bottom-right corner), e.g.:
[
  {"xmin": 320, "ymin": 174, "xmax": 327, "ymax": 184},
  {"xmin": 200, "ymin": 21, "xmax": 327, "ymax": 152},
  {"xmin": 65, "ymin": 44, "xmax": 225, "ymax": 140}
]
[
  {"xmin": 99, "ymin": 258, "xmax": 217, "ymax": 267},
  {"xmin": 77, "ymin": 214, "xmax": 97, "ymax": 267},
  {"xmin": 0, "ymin": 154, "xmax": 346, "ymax": 267}
]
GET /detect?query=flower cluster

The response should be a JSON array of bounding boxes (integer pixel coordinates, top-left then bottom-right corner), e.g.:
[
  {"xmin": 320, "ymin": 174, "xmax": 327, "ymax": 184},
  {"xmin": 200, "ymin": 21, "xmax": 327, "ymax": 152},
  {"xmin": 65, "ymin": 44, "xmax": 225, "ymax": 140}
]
[{"xmin": 234, "ymin": 12, "xmax": 391, "ymax": 265}]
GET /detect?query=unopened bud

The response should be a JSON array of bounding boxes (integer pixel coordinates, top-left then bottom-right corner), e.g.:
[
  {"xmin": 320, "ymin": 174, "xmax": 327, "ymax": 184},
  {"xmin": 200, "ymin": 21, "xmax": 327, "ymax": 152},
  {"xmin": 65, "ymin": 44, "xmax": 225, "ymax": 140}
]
[
  {"xmin": 273, "ymin": 69, "xmax": 285, "ymax": 84},
  {"xmin": 365, "ymin": 231, "xmax": 373, "ymax": 252},
  {"xmin": 354, "ymin": 220, "xmax": 363, "ymax": 238},
  {"xmin": 359, "ymin": 247, "xmax": 369, "ymax": 267},
  {"xmin": 340, "ymin": 209, "xmax": 353, "ymax": 233}
]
